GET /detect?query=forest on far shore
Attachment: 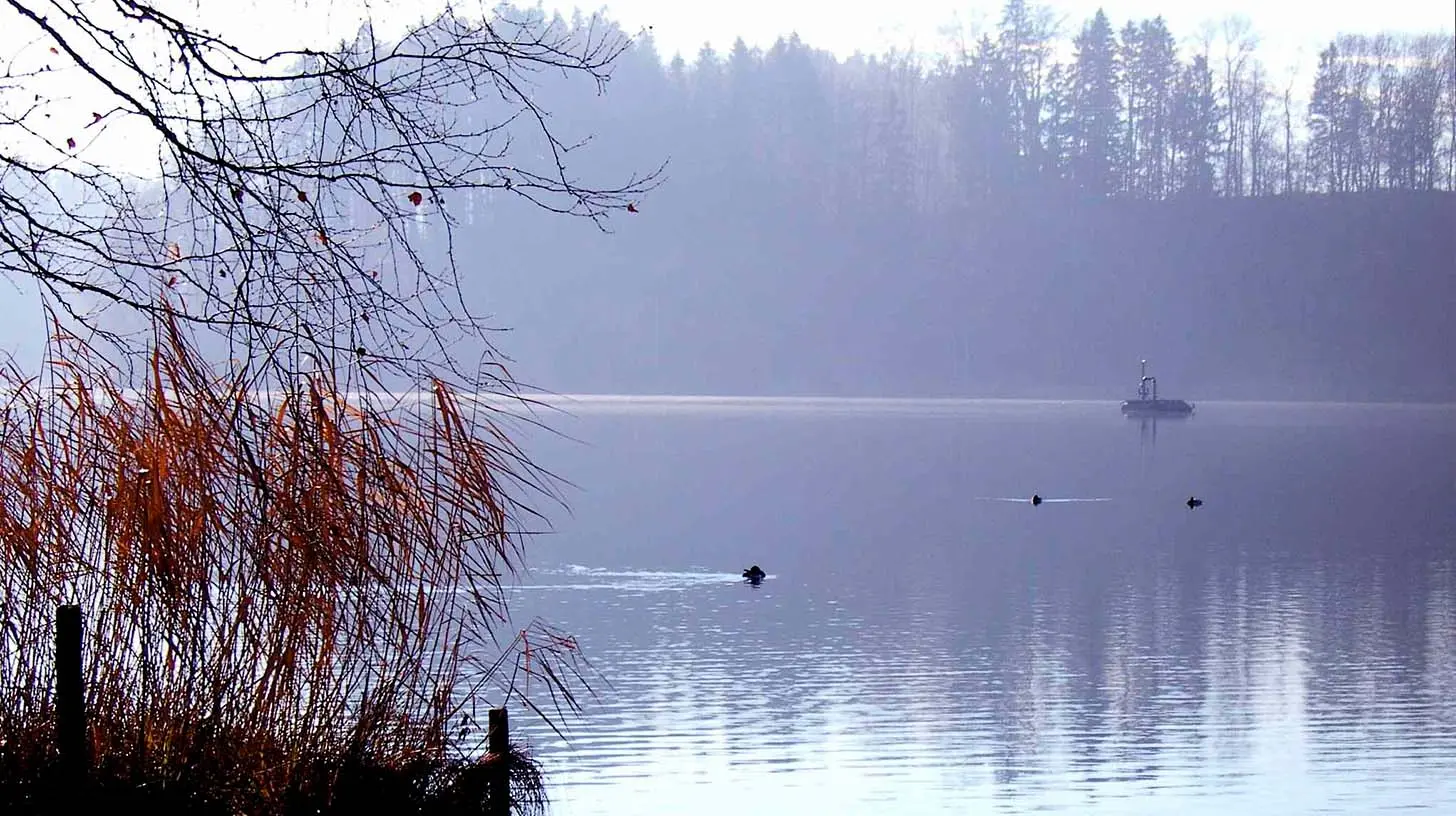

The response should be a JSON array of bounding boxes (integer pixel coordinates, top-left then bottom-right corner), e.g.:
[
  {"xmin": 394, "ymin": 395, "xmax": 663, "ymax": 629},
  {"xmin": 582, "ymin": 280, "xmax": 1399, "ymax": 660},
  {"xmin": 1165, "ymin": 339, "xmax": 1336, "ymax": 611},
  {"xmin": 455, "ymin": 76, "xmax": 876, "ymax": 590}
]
[
  {"xmin": 565, "ymin": 0, "xmax": 1456, "ymax": 214},
  {"xmin": 286, "ymin": 4, "xmax": 1456, "ymax": 402}
]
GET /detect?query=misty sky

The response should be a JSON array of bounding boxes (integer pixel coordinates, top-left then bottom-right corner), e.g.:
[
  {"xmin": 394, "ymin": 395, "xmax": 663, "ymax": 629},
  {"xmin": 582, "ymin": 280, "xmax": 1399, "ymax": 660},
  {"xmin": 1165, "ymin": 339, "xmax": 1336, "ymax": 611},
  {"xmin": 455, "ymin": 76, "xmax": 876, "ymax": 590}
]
[
  {"xmin": 4, "ymin": 2, "xmax": 1449, "ymax": 138},
  {"xmin": 576, "ymin": 0, "xmax": 1451, "ymax": 68},
  {"xmin": 34, "ymin": 1, "xmax": 1446, "ymax": 68},
  {"xmin": 175, "ymin": 1, "xmax": 1456, "ymax": 114}
]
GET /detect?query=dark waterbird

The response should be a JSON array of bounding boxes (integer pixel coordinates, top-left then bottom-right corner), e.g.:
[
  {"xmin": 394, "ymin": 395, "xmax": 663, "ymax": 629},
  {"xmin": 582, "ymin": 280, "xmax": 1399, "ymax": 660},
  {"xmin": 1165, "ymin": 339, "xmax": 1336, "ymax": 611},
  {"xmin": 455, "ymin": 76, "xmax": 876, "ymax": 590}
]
[
  {"xmin": 742, "ymin": 565, "xmax": 766, "ymax": 585},
  {"xmin": 1031, "ymin": 494, "xmax": 1042, "ymax": 506},
  {"xmin": 1187, "ymin": 496, "xmax": 1203, "ymax": 508}
]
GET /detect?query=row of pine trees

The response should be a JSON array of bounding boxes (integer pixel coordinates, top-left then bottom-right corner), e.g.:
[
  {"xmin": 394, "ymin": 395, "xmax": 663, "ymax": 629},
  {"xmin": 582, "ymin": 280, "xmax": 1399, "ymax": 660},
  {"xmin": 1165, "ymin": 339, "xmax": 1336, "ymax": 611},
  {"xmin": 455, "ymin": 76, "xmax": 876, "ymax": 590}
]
[{"xmin": 597, "ymin": 1, "xmax": 1455, "ymax": 214}]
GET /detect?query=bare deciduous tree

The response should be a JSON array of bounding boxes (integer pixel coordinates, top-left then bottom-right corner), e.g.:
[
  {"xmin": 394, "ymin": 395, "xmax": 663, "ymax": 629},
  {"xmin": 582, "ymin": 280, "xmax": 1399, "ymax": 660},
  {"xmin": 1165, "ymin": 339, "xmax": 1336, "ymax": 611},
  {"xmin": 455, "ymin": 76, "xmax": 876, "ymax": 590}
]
[
  {"xmin": 1208, "ymin": 15, "xmax": 1258, "ymax": 197},
  {"xmin": 0, "ymin": 2, "xmax": 659, "ymax": 806},
  {"xmin": 1, "ymin": 0, "xmax": 658, "ymax": 385}
]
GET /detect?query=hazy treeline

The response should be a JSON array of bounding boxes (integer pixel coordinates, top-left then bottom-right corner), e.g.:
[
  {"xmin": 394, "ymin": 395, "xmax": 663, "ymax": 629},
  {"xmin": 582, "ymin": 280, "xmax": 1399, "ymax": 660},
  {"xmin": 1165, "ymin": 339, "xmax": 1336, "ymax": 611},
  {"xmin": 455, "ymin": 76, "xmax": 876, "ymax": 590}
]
[
  {"xmin": 422, "ymin": 6, "xmax": 1454, "ymax": 402},
  {"xmin": 1306, "ymin": 33, "xmax": 1455, "ymax": 194},
  {"xmin": 198, "ymin": 5, "xmax": 1451, "ymax": 402},
  {"xmin": 434, "ymin": 3, "xmax": 1456, "ymax": 218},
  {"xmin": 608, "ymin": 1, "xmax": 1456, "ymax": 211}
]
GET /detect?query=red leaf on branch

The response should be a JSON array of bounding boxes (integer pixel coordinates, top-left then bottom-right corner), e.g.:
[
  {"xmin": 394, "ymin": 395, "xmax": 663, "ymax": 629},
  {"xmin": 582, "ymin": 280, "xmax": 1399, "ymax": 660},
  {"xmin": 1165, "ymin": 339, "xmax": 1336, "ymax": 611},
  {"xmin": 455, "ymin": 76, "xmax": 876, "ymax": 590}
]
[
  {"xmin": 408, "ymin": 191, "xmax": 423, "ymax": 206},
  {"xmin": 296, "ymin": 190, "xmax": 308, "ymax": 203}
]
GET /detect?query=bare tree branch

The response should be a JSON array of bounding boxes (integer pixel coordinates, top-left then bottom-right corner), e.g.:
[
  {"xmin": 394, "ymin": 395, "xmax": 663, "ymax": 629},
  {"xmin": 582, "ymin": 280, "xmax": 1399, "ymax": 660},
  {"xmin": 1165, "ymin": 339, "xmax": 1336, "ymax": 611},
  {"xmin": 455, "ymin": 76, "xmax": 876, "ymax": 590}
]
[{"xmin": 1, "ymin": 0, "xmax": 662, "ymax": 387}]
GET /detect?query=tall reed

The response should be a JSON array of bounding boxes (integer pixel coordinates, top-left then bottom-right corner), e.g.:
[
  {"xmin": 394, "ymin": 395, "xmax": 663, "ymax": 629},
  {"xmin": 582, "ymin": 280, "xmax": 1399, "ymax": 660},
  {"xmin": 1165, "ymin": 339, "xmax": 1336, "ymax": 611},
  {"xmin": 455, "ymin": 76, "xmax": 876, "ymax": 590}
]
[{"xmin": 0, "ymin": 308, "xmax": 583, "ymax": 813}]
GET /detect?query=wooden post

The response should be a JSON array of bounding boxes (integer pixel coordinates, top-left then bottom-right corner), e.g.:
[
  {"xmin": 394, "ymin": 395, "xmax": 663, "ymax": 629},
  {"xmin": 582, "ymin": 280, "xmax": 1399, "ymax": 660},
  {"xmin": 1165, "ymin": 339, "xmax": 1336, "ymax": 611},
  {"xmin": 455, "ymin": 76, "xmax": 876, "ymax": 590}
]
[
  {"xmin": 56, "ymin": 604, "xmax": 87, "ymax": 781},
  {"xmin": 487, "ymin": 706, "xmax": 510, "ymax": 816}
]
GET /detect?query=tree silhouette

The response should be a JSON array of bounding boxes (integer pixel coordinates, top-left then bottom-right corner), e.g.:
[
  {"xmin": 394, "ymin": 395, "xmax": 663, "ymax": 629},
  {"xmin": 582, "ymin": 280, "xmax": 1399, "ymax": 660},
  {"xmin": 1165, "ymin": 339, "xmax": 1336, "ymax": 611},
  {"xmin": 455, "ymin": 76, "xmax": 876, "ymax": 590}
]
[
  {"xmin": 1, "ymin": 1, "xmax": 657, "ymax": 384},
  {"xmin": 1070, "ymin": 10, "xmax": 1121, "ymax": 196},
  {"xmin": 1171, "ymin": 54, "xmax": 1221, "ymax": 196},
  {"xmin": 1123, "ymin": 18, "xmax": 1178, "ymax": 197}
]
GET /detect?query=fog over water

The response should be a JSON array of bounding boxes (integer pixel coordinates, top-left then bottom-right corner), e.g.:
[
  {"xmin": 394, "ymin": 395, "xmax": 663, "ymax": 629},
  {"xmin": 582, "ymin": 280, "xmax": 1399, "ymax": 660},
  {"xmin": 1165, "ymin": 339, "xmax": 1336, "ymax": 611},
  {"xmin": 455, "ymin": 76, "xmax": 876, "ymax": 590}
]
[{"xmin": 495, "ymin": 398, "xmax": 1456, "ymax": 815}]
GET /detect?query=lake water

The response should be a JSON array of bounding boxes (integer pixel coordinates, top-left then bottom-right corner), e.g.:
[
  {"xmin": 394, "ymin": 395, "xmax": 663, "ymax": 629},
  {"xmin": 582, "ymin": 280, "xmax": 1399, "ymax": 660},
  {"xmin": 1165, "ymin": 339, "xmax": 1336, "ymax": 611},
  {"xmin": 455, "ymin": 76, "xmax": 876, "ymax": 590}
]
[{"xmin": 501, "ymin": 399, "xmax": 1456, "ymax": 815}]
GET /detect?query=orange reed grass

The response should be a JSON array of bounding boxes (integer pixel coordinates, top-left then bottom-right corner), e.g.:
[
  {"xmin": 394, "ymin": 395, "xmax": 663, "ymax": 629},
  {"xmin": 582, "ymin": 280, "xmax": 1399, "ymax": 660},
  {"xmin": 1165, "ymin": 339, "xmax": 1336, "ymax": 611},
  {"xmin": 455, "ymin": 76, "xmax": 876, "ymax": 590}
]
[{"xmin": 0, "ymin": 308, "xmax": 583, "ymax": 813}]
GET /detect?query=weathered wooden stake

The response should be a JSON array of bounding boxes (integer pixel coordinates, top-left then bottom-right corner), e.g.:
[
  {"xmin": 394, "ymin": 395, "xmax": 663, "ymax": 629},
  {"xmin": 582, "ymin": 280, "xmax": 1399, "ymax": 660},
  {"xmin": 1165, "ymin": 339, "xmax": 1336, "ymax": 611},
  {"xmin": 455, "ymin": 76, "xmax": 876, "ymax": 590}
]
[
  {"xmin": 56, "ymin": 604, "xmax": 88, "ymax": 781},
  {"xmin": 488, "ymin": 706, "xmax": 510, "ymax": 816}
]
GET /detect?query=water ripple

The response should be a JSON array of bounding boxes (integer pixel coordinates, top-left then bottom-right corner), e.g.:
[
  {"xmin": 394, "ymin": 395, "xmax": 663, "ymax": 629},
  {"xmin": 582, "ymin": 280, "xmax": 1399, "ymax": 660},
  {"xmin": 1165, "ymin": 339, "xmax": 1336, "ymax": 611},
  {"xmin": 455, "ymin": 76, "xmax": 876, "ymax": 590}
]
[{"xmin": 490, "ymin": 408, "xmax": 1456, "ymax": 815}]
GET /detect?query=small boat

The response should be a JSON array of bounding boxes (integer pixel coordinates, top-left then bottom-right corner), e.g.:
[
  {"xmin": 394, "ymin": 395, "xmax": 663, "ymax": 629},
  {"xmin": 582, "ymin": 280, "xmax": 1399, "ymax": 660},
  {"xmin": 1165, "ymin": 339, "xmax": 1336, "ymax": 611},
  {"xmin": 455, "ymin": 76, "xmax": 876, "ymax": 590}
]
[{"xmin": 1121, "ymin": 360, "xmax": 1193, "ymax": 417}]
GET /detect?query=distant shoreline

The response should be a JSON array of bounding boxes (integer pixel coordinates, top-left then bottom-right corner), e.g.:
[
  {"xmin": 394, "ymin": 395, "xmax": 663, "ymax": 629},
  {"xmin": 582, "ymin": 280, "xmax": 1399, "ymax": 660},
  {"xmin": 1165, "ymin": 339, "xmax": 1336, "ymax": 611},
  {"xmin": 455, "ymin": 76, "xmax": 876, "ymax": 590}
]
[{"xmin": 501, "ymin": 393, "xmax": 1456, "ymax": 414}]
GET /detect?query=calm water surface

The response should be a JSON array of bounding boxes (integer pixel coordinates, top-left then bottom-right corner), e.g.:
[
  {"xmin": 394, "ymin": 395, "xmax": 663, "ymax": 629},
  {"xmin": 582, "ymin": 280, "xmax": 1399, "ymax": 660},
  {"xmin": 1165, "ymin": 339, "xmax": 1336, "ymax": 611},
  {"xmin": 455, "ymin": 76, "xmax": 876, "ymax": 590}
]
[{"xmin": 500, "ymin": 399, "xmax": 1456, "ymax": 815}]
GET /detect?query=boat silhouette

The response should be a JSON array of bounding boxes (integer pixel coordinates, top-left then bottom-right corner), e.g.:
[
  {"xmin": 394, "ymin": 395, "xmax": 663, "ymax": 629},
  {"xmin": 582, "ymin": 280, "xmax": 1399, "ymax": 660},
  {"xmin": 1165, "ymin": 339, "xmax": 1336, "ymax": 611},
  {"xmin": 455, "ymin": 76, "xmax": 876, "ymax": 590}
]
[{"xmin": 1121, "ymin": 359, "xmax": 1194, "ymax": 417}]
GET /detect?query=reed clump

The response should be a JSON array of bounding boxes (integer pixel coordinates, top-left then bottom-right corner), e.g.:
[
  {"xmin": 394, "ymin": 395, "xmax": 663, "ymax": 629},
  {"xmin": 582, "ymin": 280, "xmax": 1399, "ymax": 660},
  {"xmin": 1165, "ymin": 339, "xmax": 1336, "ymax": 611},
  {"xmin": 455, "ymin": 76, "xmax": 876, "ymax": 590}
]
[{"xmin": 0, "ymin": 311, "xmax": 582, "ymax": 814}]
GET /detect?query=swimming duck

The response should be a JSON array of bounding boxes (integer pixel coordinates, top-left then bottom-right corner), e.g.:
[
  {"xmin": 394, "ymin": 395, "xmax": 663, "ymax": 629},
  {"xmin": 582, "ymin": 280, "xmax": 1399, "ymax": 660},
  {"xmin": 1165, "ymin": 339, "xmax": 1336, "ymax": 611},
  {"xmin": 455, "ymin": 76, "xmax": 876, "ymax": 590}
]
[
  {"xmin": 1031, "ymin": 494, "xmax": 1042, "ymax": 506},
  {"xmin": 742, "ymin": 565, "xmax": 766, "ymax": 584},
  {"xmin": 1186, "ymin": 496, "xmax": 1203, "ymax": 508}
]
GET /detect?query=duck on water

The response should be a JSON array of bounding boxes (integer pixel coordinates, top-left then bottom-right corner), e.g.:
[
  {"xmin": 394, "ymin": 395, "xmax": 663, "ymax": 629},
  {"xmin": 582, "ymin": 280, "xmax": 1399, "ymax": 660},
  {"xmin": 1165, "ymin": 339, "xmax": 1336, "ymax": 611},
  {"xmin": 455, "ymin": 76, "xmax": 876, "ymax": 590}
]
[
  {"xmin": 742, "ymin": 565, "xmax": 767, "ymax": 585},
  {"xmin": 1121, "ymin": 360, "xmax": 1194, "ymax": 417}
]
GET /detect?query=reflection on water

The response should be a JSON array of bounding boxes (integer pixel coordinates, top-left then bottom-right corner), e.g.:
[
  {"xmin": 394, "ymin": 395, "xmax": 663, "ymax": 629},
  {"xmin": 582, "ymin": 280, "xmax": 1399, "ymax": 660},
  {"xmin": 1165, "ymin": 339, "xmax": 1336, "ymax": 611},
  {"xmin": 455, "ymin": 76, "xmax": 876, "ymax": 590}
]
[{"xmin": 501, "ymin": 401, "xmax": 1456, "ymax": 815}]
